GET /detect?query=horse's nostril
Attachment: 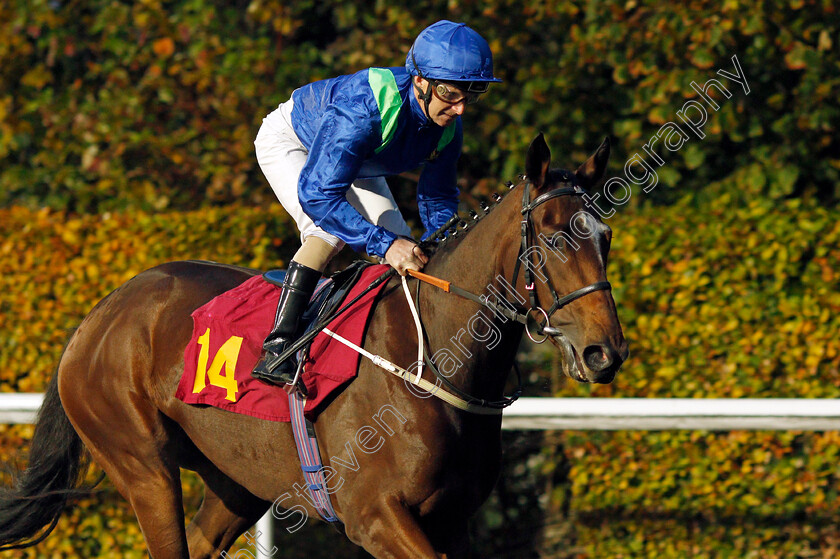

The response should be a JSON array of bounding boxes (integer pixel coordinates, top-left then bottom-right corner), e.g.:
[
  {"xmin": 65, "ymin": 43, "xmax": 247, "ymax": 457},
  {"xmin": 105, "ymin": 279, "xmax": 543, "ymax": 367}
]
[{"xmin": 583, "ymin": 344, "xmax": 613, "ymax": 372}]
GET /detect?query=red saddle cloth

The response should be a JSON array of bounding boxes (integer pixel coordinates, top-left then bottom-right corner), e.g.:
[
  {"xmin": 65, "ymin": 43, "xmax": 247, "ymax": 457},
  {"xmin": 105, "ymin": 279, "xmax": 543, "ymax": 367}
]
[{"xmin": 175, "ymin": 264, "xmax": 390, "ymax": 421}]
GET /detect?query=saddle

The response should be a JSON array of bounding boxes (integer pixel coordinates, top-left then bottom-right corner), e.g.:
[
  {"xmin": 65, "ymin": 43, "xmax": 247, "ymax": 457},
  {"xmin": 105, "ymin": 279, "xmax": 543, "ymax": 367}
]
[
  {"xmin": 176, "ymin": 260, "xmax": 390, "ymax": 422},
  {"xmin": 262, "ymin": 260, "xmax": 374, "ymax": 370}
]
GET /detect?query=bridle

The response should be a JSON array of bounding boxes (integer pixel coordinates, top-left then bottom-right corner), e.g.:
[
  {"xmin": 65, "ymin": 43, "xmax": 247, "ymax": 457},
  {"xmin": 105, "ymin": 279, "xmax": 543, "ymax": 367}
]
[
  {"xmin": 512, "ymin": 176, "xmax": 612, "ymax": 343},
  {"xmin": 413, "ymin": 178, "xmax": 613, "ymax": 409}
]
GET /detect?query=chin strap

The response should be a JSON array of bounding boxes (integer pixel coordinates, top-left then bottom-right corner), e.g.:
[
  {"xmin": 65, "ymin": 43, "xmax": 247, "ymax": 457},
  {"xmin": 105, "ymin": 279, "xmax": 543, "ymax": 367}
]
[
  {"xmin": 416, "ymin": 82, "xmax": 434, "ymax": 123},
  {"xmin": 411, "ymin": 51, "xmax": 434, "ymax": 124}
]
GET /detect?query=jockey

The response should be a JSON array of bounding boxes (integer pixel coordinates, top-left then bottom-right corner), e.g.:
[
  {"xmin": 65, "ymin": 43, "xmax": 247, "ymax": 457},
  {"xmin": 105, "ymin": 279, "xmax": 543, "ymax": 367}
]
[{"xmin": 252, "ymin": 20, "xmax": 501, "ymax": 385}]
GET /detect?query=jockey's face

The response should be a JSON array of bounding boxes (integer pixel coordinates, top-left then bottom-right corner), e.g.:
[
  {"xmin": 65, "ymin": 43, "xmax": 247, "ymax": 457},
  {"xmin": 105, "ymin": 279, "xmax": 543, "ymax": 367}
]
[{"xmin": 413, "ymin": 76, "xmax": 470, "ymax": 127}]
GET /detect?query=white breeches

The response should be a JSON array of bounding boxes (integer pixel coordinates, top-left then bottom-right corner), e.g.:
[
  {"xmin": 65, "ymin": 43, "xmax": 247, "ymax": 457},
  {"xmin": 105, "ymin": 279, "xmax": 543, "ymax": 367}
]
[{"xmin": 254, "ymin": 99, "xmax": 412, "ymax": 251}]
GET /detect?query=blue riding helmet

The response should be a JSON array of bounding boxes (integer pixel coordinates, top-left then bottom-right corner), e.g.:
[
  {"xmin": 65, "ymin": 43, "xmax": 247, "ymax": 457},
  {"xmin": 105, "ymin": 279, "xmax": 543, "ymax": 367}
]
[{"xmin": 406, "ymin": 20, "xmax": 502, "ymax": 87}]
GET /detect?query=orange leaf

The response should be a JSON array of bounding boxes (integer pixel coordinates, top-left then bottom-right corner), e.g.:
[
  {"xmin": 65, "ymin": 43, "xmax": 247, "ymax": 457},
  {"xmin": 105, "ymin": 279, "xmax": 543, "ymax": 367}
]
[{"xmin": 152, "ymin": 37, "xmax": 175, "ymax": 57}]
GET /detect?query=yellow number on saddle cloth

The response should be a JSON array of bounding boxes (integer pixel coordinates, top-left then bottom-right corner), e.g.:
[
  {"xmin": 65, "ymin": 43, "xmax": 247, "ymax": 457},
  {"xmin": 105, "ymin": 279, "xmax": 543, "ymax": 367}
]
[{"xmin": 192, "ymin": 328, "xmax": 243, "ymax": 402}]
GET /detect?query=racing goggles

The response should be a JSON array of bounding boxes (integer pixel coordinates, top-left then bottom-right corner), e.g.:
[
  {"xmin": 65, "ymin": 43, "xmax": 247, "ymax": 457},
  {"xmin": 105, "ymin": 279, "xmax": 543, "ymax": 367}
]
[{"xmin": 429, "ymin": 80, "xmax": 488, "ymax": 105}]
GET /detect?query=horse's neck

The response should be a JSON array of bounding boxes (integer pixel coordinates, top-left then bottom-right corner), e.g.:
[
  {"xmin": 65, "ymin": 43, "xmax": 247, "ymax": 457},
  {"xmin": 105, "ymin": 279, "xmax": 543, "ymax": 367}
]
[{"xmin": 420, "ymin": 191, "xmax": 524, "ymax": 401}]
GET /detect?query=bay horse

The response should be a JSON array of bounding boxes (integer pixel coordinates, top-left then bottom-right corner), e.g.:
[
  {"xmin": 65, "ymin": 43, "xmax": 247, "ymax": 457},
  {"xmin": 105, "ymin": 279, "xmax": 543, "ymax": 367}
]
[{"xmin": 0, "ymin": 134, "xmax": 627, "ymax": 558}]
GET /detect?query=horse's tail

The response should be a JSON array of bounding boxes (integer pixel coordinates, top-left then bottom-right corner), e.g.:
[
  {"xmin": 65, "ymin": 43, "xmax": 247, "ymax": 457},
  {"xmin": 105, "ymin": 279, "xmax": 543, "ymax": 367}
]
[{"xmin": 0, "ymin": 348, "xmax": 96, "ymax": 551}]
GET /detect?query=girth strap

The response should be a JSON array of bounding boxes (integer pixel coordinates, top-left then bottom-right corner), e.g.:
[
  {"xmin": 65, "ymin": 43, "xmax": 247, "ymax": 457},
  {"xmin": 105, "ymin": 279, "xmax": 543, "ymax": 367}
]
[{"xmin": 287, "ymin": 391, "xmax": 342, "ymax": 524}]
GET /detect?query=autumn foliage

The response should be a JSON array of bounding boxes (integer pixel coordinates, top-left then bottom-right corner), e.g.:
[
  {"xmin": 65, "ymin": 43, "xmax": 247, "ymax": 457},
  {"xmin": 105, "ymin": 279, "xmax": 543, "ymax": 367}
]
[
  {"xmin": 1, "ymin": 0, "xmax": 837, "ymax": 212},
  {"xmin": 1, "ymin": 0, "xmax": 839, "ymax": 556}
]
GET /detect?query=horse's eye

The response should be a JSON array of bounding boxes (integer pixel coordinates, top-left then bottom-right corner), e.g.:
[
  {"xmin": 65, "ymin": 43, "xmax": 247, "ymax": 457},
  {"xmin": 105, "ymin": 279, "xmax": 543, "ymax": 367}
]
[{"xmin": 543, "ymin": 232, "xmax": 566, "ymax": 250}]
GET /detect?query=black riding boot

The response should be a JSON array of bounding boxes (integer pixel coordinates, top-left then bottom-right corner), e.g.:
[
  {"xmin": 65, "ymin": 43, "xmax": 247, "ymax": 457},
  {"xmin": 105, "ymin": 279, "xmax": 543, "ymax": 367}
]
[{"xmin": 252, "ymin": 261, "xmax": 321, "ymax": 385}]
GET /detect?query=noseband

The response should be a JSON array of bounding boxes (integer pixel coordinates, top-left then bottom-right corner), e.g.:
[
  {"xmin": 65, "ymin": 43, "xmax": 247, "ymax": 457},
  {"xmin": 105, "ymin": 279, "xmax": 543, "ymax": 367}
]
[{"xmin": 513, "ymin": 178, "xmax": 612, "ymax": 343}]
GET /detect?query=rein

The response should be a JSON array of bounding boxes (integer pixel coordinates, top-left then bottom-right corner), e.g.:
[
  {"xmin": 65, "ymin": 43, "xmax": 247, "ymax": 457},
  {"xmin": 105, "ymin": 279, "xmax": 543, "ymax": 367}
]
[{"xmin": 403, "ymin": 180, "xmax": 612, "ymax": 412}]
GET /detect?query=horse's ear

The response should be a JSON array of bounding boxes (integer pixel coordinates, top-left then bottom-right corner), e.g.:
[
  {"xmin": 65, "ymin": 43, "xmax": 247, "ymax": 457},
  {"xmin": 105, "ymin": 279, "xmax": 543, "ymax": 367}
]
[
  {"xmin": 526, "ymin": 133, "xmax": 551, "ymax": 189},
  {"xmin": 575, "ymin": 137, "xmax": 611, "ymax": 189}
]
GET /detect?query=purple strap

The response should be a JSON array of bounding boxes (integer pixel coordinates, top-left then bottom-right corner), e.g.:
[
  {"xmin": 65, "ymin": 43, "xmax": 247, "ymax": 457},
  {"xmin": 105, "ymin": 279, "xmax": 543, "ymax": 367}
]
[{"xmin": 288, "ymin": 390, "xmax": 340, "ymax": 523}]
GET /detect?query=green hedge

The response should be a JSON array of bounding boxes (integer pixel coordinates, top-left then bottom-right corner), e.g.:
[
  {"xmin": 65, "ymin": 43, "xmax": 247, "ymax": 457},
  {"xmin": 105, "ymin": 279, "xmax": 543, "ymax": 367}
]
[
  {"xmin": 2, "ymin": 196, "xmax": 839, "ymax": 556},
  {"xmin": 1, "ymin": 1, "xmax": 837, "ymax": 212}
]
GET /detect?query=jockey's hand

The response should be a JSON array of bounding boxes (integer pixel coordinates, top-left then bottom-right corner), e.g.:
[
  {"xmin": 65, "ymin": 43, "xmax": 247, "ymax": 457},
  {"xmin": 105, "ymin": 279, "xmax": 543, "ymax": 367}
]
[{"xmin": 385, "ymin": 238, "xmax": 429, "ymax": 276}]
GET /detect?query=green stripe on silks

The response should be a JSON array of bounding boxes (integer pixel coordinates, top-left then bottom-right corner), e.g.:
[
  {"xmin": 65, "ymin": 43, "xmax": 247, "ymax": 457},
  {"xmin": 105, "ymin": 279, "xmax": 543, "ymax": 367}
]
[
  {"xmin": 368, "ymin": 68, "xmax": 402, "ymax": 154},
  {"xmin": 368, "ymin": 68, "xmax": 457, "ymax": 158},
  {"xmin": 430, "ymin": 122, "xmax": 455, "ymax": 160}
]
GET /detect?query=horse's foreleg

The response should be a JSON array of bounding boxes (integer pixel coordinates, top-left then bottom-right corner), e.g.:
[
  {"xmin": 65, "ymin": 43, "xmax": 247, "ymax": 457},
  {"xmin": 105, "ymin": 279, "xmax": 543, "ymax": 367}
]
[{"xmin": 346, "ymin": 496, "xmax": 441, "ymax": 559}]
